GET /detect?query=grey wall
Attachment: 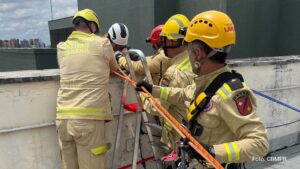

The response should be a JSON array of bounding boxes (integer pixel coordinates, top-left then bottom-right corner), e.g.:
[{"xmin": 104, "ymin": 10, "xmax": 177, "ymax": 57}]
[
  {"xmin": 177, "ymin": 0, "xmax": 226, "ymax": 19},
  {"xmin": 227, "ymin": 0, "xmax": 281, "ymax": 58},
  {"xmin": 177, "ymin": 0, "xmax": 300, "ymax": 58},
  {"xmin": 0, "ymin": 49, "xmax": 57, "ymax": 72},
  {"xmin": 154, "ymin": 0, "xmax": 178, "ymax": 26},
  {"xmin": 48, "ymin": 18, "xmax": 74, "ymax": 48},
  {"xmin": 78, "ymin": 0, "xmax": 155, "ymax": 55},
  {"xmin": 278, "ymin": 0, "xmax": 300, "ymax": 56},
  {"xmin": 77, "ymin": 0, "xmax": 229, "ymax": 55},
  {"xmin": 48, "ymin": 17, "xmax": 73, "ymax": 30},
  {"xmin": 76, "ymin": 0, "xmax": 228, "ymax": 55},
  {"xmin": 48, "ymin": 0, "xmax": 300, "ymax": 58}
]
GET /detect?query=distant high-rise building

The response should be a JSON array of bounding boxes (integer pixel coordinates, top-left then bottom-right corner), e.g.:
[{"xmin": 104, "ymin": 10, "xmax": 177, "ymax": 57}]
[
  {"xmin": 20, "ymin": 39, "xmax": 30, "ymax": 48},
  {"xmin": 9, "ymin": 39, "xmax": 13, "ymax": 48},
  {"xmin": 3, "ymin": 40, "xmax": 9, "ymax": 48},
  {"xmin": 0, "ymin": 38, "xmax": 46, "ymax": 48},
  {"xmin": 29, "ymin": 39, "xmax": 34, "ymax": 47},
  {"xmin": 9, "ymin": 39, "xmax": 20, "ymax": 48}
]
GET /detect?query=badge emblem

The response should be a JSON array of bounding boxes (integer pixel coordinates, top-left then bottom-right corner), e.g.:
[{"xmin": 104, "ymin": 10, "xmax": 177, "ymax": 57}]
[
  {"xmin": 233, "ymin": 91, "xmax": 253, "ymax": 116},
  {"xmin": 160, "ymin": 79, "xmax": 170, "ymax": 87},
  {"xmin": 204, "ymin": 101, "xmax": 213, "ymax": 112}
]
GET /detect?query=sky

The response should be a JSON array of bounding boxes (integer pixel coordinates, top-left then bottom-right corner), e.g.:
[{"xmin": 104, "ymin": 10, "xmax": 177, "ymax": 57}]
[{"xmin": 0, "ymin": 0, "xmax": 78, "ymax": 45}]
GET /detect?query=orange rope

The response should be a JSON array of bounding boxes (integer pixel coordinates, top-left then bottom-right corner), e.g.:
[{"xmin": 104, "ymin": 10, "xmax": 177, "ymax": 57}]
[
  {"xmin": 112, "ymin": 69, "xmax": 224, "ymax": 169},
  {"xmin": 114, "ymin": 68, "xmax": 137, "ymax": 85}
]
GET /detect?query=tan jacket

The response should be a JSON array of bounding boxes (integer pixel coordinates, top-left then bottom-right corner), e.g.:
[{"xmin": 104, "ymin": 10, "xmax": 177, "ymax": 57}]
[
  {"xmin": 143, "ymin": 50, "xmax": 196, "ymax": 149},
  {"xmin": 119, "ymin": 49, "xmax": 169, "ymax": 84},
  {"xmin": 57, "ymin": 31, "xmax": 118, "ymax": 121},
  {"xmin": 151, "ymin": 66, "xmax": 269, "ymax": 165}
]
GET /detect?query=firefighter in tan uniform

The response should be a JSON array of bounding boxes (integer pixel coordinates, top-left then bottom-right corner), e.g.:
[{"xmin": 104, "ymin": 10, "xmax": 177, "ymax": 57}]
[
  {"xmin": 56, "ymin": 9, "xmax": 118, "ymax": 169},
  {"xmin": 118, "ymin": 25, "xmax": 169, "ymax": 84},
  {"xmin": 137, "ymin": 11, "xmax": 269, "ymax": 168},
  {"xmin": 140, "ymin": 14, "xmax": 196, "ymax": 150},
  {"xmin": 107, "ymin": 23, "xmax": 146, "ymax": 64}
]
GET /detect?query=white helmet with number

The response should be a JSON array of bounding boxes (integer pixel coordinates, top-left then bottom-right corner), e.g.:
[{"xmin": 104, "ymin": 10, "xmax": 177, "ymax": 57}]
[{"xmin": 108, "ymin": 23, "xmax": 129, "ymax": 46}]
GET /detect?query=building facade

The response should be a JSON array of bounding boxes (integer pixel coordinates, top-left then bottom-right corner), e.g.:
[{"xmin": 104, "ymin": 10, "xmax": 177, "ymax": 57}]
[{"xmin": 48, "ymin": 0, "xmax": 300, "ymax": 58}]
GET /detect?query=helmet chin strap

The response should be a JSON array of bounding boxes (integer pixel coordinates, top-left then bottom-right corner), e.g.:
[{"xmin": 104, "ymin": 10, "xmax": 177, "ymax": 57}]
[
  {"xmin": 83, "ymin": 20, "xmax": 94, "ymax": 34},
  {"xmin": 162, "ymin": 38, "xmax": 182, "ymax": 57},
  {"xmin": 207, "ymin": 45, "xmax": 233, "ymax": 58},
  {"xmin": 163, "ymin": 45, "xmax": 181, "ymax": 58},
  {"xmin": 207, "ymin": 50, "xmax": 217, "ymax": 58}
]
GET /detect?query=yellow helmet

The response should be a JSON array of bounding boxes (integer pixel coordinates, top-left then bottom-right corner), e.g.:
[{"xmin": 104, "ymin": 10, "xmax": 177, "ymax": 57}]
[
  {"xmin": 161, "ymin": 14, "xmax": 189, "ymax": 40},
  {"xmin": 184, "ymin": 10, "xmax": 236, "ymax": 50},
  {"xmin": 73, "ymin": 9, "xmax": 100, "ymax": 31}
]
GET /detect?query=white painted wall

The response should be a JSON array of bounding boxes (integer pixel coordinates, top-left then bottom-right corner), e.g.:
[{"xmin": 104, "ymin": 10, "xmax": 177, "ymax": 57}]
[
  {"xmin": 0, "ymin": 81, "xmax": 60, "ymax": 169},
  {"xmin": 229, "ymin": 56, "xmax": 300, "ymax": 152},
  {"xmin": 0, "ymin": 74, "xmax": 155, "ymax": 169},
  {"xmin": 0, "ymin": 56, "xmax": 299, "ymax": 169}
]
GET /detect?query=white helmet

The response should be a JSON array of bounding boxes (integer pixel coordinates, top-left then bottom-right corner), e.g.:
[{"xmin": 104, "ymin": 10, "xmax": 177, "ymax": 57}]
[{"xmin": 108, "ymin": 23, "xmax": 129, "ymax": 46}]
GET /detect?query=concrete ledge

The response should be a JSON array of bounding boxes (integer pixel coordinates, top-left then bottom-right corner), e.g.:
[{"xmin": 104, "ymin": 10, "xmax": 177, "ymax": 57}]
[
  {"xmin": 1, "ymin": 55, "xmax": 300, "ymax": 84},
  {"xmin": 0, "ymin": 69, "xmax": 59, "ymax": 84},
  {"xmin": 229, "ymin": 55, "xmax": 300, "ymax": 67}
]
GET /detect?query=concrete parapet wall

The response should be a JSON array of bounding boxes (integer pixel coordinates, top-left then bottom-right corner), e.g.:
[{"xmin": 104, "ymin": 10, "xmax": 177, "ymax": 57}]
[
  {"xmin": 0, "ymin": 56, "xmax": 299, "ymax": 168},
  {"xmin": 0, "ymin": 70, "xmax": 152, "ymax": 169},
  {"xmin": 0, "ymin": 49, "xmax": 58, "ymax": 72}
]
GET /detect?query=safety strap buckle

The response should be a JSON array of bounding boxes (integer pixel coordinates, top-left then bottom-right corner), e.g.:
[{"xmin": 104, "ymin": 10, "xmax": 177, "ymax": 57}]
[
  {"xmin": 179, "ymin": 27, "xmax": 187, "ymax": 36},
  {"xmin": 187, "ymin": 92, "xmax": 209, "ymax": 122}
]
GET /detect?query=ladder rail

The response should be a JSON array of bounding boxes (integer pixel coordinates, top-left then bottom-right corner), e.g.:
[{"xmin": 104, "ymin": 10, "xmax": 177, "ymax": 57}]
[
  {"xmin": 123, "ymin": 50, "xmax": 159, "ymax": 169},
  {"xmin": 123, "ymin": 50, "xmax": 143, "ymax": 169},
  {"xmin": 112, "ymin": 79, "xmax": 129, "ymax": 169}
]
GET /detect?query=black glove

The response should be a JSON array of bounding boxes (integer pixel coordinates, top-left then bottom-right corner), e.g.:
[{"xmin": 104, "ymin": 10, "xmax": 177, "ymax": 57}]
[
  {"xmin": 135, "ymin": 80, "xmax": 153, "ymax": 93},
  {"xmin": 186, "ymin": 146, "xmax": 204, "ymax": 160},
  {"xmin": 114, "ymin": 51, "xmax": 123, "ymax": 63},
  {"xmin": 183, "ymin": 139, "xmax": 215, "ymax": 161}
]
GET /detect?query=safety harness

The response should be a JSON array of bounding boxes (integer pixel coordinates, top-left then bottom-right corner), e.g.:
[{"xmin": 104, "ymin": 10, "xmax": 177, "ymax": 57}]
[{"xmin": 187, "ymin": 70, "xmax": 244, "ymax": 137}]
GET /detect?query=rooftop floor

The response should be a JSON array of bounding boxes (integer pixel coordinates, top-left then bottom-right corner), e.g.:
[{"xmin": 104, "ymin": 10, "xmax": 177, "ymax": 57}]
[{"xmin": 246, "ymin": 144, "xmax": 300, "ymax": 169}]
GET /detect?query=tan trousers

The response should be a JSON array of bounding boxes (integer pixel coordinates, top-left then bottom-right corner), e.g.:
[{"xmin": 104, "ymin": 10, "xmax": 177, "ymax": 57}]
[{"xmin": 56, "ymin": 119, "xmax": 106, "ymax": 169}]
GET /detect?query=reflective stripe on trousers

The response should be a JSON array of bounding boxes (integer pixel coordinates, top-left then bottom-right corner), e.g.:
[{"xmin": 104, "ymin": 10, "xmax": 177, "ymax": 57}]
[
  {"xmin": 57, "ymin": 107, "xmax": 107, "ymax": 117},
  {"xmin": 91, "ymin": 145, "xmax": 108, "ymax": 155}
]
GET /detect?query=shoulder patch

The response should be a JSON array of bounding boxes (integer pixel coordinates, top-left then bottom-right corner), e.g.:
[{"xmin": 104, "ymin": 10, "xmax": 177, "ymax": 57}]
[
  {"xmin": 160, "ymin": 79, "xmax": 169, "ymax": 87},
  {"xmin": 233, "ymin": 91, "xmax": 253, "ymax": 116},
  {"xmin": 227, "ymin": 79, "xmax": 243, "ymax": 91},
  {"xmin": 160, "ymin": 74, "xmax": 172, "ymax": 87}
]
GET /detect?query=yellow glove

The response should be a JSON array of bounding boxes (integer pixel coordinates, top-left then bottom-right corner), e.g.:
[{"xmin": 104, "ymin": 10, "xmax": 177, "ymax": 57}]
[
  {"xmin": 139, "ymin": 92, "xmax": 149, "ymax": 103},
  {"xmin": 118, "ymin": 57, "xmax": 127, "ymax": 68}
]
